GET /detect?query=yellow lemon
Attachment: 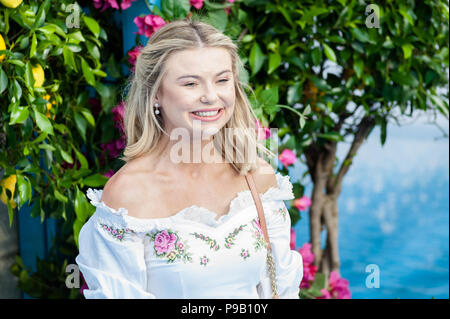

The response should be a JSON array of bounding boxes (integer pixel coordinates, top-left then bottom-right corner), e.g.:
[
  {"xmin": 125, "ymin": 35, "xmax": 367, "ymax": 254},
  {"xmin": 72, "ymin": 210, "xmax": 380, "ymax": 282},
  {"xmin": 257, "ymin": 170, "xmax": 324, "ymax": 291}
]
[
  {"xmin": 32, "ymin": 64, "xmax": 45, "ymax": 88},
  {"xmin": 0, "ymin": 0, "xmax": 23, "ymax": 8},
  {"xmin": 0, "ymin": 174, "xmax": 17, "ymax": 209},
  {"xmin": 0, "ymin": 33, "xmax": 6, "ymax": 62}
]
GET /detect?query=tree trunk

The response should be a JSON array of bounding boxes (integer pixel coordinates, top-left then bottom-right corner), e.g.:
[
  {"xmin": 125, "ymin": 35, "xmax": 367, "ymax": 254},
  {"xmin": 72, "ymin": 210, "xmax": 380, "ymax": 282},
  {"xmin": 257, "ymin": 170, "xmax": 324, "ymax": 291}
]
[{"xmin": 305, "ymin": 116, "xmax": 376, "ymax": 282}]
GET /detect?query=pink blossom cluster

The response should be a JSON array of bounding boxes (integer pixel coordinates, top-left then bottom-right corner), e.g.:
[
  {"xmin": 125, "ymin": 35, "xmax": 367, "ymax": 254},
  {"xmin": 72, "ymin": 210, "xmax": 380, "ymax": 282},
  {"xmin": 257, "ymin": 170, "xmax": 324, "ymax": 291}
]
[
  {"xmin": 92, "ymin": 0, "xmax": 137, "ymax": 12},
  {"xmin": 295, "ymin": 242, "xmax": 352, "ymax": 299},
  {"xmin": 318, "ymin": 271, "xmax": 352, "ymax": 299},
  {"xmin": 127, "ymin": 45, "xmax": 144, "ymax": 72},
  {"xmin": 278, "ymin": 148, "xmax": 297, "ymax": 168},
  {"xmin": 255, "ymin": 119, "xmax": 271, "ymax": 140},
  {"xmin": 190, "ymin": 0, "xmax": 236, "ymax": 14},
  {"xmin": 133, "ymin": 14, "xmax": 166, "ymax": 38}
]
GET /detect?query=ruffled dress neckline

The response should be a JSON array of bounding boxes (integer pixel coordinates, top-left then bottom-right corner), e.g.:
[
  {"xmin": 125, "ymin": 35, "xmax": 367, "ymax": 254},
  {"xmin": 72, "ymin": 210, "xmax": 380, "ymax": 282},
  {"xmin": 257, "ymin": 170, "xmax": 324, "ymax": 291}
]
[{"xmin": 86, "ymin": 172, "xmax": 294, "ymax": 232}]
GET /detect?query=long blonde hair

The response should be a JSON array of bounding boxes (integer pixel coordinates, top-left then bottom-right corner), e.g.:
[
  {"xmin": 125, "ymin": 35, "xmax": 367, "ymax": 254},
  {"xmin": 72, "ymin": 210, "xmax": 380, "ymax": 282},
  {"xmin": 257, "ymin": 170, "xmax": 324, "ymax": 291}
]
[{"xmin": 119, "ymin": 17, "xmax": 275, "ymax": 175}]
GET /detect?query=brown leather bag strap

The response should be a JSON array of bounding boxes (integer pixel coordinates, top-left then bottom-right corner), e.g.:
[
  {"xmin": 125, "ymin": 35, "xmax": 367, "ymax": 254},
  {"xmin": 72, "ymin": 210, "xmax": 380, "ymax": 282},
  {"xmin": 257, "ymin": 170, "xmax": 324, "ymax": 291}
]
[
  {"xmin": 245, "ymin": 171, "xmax": 279, "ymax": 299},
  {"xmin": 245, "ymin": 172, "xmax": 271, "ymax": 250}
]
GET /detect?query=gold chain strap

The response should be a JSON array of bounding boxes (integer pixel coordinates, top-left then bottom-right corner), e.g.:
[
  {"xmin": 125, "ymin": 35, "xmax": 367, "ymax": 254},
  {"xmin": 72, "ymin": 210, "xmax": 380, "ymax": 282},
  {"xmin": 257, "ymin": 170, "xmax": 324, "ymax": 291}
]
[{"xmin": 266, "ymin": 247, "xmax": 279, "ymax": 298}]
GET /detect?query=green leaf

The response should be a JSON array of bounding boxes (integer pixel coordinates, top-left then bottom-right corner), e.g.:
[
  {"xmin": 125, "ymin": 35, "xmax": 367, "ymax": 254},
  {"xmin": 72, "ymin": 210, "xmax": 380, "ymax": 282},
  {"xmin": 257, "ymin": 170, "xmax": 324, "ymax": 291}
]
[
  {"xmin": 83, "ymin": 16, "xmax": 100, "ymax": 38},
  {"xmin": 260, "ymin": 87, "xmax": 279, "ymax": 106},
  {"xmin": 249, "ymin": 42, "xmax": 265, "ymax": 76},
  {"xmin": 9, "ymin": 105, "xmax": 29, "ymax": 125},
  {"xmin": 74, "ymin": 187, "xmax": 91, "ymax": 223},
  {"xmin": 31, "ymin": 0, "xmax": 50, "ymax": 30},
  {"xmin": 63, "ymin": 46, "xmax": 77, "ymax": 72},
  {"xmin": 311, "ymin": 47, "xmax": 322, "ymax": 66},
  {"xmin": 267, "ymin": 53, "xmax": 281, "ymax": 74},
  {"xmin": 30, "ymin": 33, "xmax": 37, "ymax": 58},
  {"xmin": 74, "ymin": 149, "xmax": 89, "ymax": 169},
  {"xmin": 323, "ymin": 43, "xmax": 337, "ymax": 63},
  {"xmin": 353, "ymin": 59, "xmax": 364, "ymax": 79},
  {"xmin": 317, "ymin": 131, "xmax": 344, "ymax": 142},
  {"xmin": 80, "ymin": 108, "xmax": 95, "ymax": 127},
  {"xmin": 67, "ymin": 31, "xmax": 85, "ymax": 44},
  {"xmin": 0, "ymin": 67, "xmax": 9, "ymax": 94},
  {"xmin": 33, "ymin": 108, "xmax": 54, "ymax": 135},
  {"xmin": 59, "ymin": 146, "xmax": 73, "ymax": 164},
  {"xmin": 401, "ymin": 44, "xmax": 414, "ymax": 59},
  {"xmin": 54, "ymin": 189, "xmax": 68, "ymax": 203},
  {"xmin": 83, "ymin": 173, "xmax": 108, "ymax": 187},
  {"xmin": 24, "ymin": 62, "xmax": 34, "ymax": 93},
  {"xmin": 80, "ymin": 57, "xmax": 96, "ymax": 86},
  {"xmin": 74, "ymin": 112, "xmax": 87, "ymax": 142}
]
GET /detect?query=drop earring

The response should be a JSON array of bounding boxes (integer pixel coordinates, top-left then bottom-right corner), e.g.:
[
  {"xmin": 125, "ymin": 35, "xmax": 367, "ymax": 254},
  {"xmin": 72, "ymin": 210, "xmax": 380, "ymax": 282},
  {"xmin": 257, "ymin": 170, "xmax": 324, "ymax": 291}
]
[{"xmin": 154, "ymin": 103, "xmax": 160, "ymax": 115}]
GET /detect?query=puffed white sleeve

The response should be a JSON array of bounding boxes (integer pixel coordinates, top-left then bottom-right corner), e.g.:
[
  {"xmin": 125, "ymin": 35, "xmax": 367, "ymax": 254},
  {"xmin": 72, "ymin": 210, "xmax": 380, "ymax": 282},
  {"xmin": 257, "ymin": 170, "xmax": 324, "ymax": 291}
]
[
  {"xmin": 257, "ymin": 173, "xmax": 303, "ymax": 299},
  {"xmin": 75, "ymin": 189, "xmax": 156, "ymax": 299}
]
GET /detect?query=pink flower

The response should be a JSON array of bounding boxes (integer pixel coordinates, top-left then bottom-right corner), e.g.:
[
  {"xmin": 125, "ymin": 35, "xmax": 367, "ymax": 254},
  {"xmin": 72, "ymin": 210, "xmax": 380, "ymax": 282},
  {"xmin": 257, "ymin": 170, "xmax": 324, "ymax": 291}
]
[
  {"xmin": 127, "ymin": 45, "xmax": 143, "ymax": 72},
  {"xmin": 93, "ymin": 0, "xmax": 119, "ymax": 12},
  {"xmin": 120, "ymin": 0, "xmax": 137, "ymax": 10},
  {"xmin": 154, "ymin": 230, "xmax": 178, "ymax": 255},
  {"xmin": 80, "ymin": 272, "xmax": 88, "ymax": 297},
  {"xmin": 134, "ymin": 14, "xmax": 166, "ymax": 38},
  {"xmin": 328, "ymin": 270, "xmax": 352, "ymax": 299},
  {"xmin": 177, "ymin": 242, "xmax": 184, "ymax": 250},
  {"xmin": 278, "ymin": 148, "xmax": 297, "ymax": 167},
  {"xmin": 255, "ymin": 119, "xmax": 271, "ymax": 140},
  {"xmin": 298, "ymin": 243, "xmax": 318, "ymax": 289},
  {"xmin": 317, "ymin": 288, "xmax": 332, "ymax": 299},
  {"xmin": 298, "ymin": 243, "xmax": 315, "ymax": 264},
  {"xmin": 112, "ymin": 101, "xmax": 125, "ymax": 133},
  {"xmin": 103, "ymin": 169, "xmax": 115, "ymax": 178},
  {"xmin": 294, "ymin": 195, "xmax": 312, "ymax": 211},
  {"xmin": 290, "ymin": 227, "xmax": 296, "ymax": 250},
  {"xmin": 190, "ymin": 0, "xmax": 204, "ymax": 10}
]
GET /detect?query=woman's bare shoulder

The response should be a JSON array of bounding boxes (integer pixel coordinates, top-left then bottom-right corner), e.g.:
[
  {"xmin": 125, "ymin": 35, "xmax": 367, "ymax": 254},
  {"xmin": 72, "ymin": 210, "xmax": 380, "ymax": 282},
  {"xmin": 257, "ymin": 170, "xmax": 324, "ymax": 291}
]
[
  {"xmin": 253, "ymin": 157, "xmax": 278, "ymax": 193},
  {"xmin": 100, "ymin": 162, "xmax": 158, "ymax": 217}
]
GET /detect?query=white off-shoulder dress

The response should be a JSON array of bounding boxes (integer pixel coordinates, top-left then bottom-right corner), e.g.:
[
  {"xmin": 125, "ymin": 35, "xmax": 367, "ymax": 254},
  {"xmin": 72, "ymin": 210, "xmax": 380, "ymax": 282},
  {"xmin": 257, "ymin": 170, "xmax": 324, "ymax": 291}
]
[{"xmin": 75, "ymin": 172, "xmax": 303, "ymax": 299}]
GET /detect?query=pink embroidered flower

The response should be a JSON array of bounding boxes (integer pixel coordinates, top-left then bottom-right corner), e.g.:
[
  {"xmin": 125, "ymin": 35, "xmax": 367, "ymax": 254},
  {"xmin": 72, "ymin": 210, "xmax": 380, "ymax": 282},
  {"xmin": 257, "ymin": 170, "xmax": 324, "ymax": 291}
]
[
  {"xmin": 154, "ymin": 230, "xmax": 178, "ymax": 255},
  {"xmin": 278, "ymin": 148, "xmax": 297, "ymax": 167},
  {"xmin": 134, "ymin": 14, "xmax": 166, "ymax": 38},
  {"xmin": 177, "ymin": 242, "xmax": 185, "ymax": 251},
  {"xmin": 255, "ymin": 119, "xmax": 271, "ymax": 140},
  {"xmin": 190, "ymin": 0, "xmax": 203, "ymax": 10},
  {"xmin": 294, "ymin": 195, "xmax": 312, "ymax": 211}
]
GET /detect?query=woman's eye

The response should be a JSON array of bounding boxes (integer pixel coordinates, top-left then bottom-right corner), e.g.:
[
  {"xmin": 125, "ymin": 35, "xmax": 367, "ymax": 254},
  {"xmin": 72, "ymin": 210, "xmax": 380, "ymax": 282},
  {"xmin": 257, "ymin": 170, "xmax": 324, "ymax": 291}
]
[{"xmin": 185, "ymin": 79, "xmax": 229, "ymax": 87}]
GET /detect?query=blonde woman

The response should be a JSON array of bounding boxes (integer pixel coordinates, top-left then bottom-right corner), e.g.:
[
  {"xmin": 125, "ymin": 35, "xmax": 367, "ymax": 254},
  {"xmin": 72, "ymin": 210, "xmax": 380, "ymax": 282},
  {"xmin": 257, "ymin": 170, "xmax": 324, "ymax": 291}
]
[{"xmin": 75, "ymin": 18, "xmax": 303, "ymax": 299}]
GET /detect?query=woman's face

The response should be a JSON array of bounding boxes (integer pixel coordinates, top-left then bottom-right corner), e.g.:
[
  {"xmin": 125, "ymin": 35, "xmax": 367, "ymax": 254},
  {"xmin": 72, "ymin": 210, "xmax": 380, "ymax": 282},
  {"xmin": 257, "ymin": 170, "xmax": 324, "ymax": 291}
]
[{"xmin": 155, "ymin": 47, "xmax": 236, "ymax": 138}]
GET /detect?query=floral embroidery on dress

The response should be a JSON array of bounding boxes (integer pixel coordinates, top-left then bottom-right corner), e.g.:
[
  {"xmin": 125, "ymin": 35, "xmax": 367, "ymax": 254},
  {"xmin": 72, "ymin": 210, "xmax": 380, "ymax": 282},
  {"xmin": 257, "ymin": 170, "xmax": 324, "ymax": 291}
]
[
  {"xmin": 224, "ymin": 224, "xmax": 248, "ymax": 249},
  {"xmin": 200, "ymin": 255, "xmax": 210, "ymax": 266},
  {"xmin": 276, "ymin": 206, "xmax": 288, "ymax": 221},
  {"xmin": 146, "ymin": 229, "xmax": 193, "ymax": 263},
  {"xmin": 240, "ymin": 248, "xmax": 250, "ymax": 260},
  {"xmin": 250, "ymin": 218, "xmax": 269, "ymax": 251},
  {"xmin": 189, "ymin": 232, "xmax": 220, "ymax": 251},
  {"xmin": 99, "ymin": 222, "xmax": 135, "ymax": 241}
]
